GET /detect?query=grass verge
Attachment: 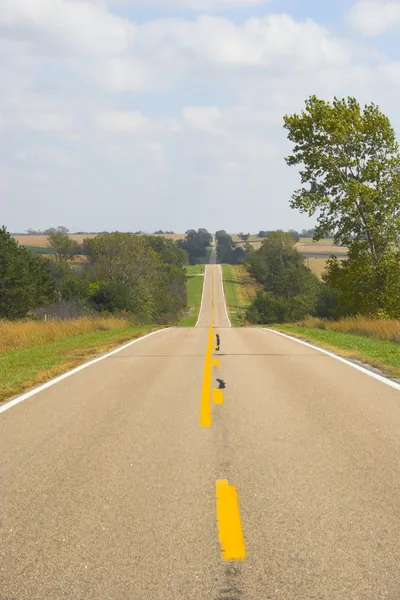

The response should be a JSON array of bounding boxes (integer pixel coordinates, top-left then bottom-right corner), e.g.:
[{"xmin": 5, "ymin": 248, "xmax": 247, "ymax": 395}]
[
  {"xmin": 0, "ymin": 326, "xmax": 157, "ymax": 403},
  {"xmin": 178, "ymin": 267, "xmax": 205, "ymax": 326},
  {"xmin": 0, "ymin": 316, "xmax": 133, "ymax": 352},
  {"xmin": 271, "ymin": 325, "xmax": 400, "ymax": 380},
  {"xmin": 221, "ymin": 264, "xmax": 262, "ymax": 327}
]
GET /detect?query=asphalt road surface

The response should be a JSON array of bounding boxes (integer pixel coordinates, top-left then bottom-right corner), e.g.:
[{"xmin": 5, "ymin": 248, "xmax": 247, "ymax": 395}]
[{"xmin": 1, "ymin": 257, "xmax": 400, "ymax": 600}]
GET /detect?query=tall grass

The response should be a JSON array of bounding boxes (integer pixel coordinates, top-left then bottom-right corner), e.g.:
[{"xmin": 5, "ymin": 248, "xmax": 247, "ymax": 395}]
[
  {"xmin": 298, "ymin": 316, "xmax": 400, "ymax": 343},
  {"xmin": 0, "ymin": 316, "xmax": 130, "ymax": 352}
]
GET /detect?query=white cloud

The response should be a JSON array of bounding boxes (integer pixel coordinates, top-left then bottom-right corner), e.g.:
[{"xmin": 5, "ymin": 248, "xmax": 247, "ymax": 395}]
[
  {"xmin": 108, "ymin": 0, "xmax": 271, "ymax": 10},
  {"xmin": 182, "ymin": 107, "xmax": 222, "ymax": 134},
  {"xmin": 2, "ymin": 0, "xmax": 400, "ymax": 232},
  {"xmin": 348, "ymin": 1, "xmax": 400, "ymax": 37}
]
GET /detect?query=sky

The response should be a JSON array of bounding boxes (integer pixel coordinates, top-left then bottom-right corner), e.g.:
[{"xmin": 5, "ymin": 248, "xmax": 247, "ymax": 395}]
[{"xmin": 2, "ymin": 0, "xmax": 400, "ymax": 234}]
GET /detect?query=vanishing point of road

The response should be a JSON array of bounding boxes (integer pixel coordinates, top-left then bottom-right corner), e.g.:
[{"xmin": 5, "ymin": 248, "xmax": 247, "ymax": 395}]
[{"xmin": 1, "ymin": 249, "xmax": 400, "ymax": 599}]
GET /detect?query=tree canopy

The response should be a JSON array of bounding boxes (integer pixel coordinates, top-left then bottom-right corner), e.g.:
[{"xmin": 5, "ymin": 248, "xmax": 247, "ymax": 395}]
[
  {"xmin": 0, "ymin": 227, "xmax": 54, "ymax": 318},
  {"xmin": 284, "ymin": 96, "xmax": 400, "ymax": 255}
]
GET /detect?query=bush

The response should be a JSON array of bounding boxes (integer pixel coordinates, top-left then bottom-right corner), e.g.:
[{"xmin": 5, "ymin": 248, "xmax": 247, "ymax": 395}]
[{"xmin": 247, "ymin": 291, "xmax": 314, "ymax": 324}]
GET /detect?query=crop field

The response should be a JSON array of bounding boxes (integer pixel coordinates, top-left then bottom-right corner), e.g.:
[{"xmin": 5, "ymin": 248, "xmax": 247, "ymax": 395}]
[
  {"xmin": 13, "ymin": 234, "xmax": 98, "ymax": 247},
  {"xmin": 13, "ymin": 233, "xmax": 186, "ymax": 247}
]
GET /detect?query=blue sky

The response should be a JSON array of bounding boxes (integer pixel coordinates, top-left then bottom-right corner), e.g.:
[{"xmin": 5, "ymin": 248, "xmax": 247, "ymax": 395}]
[{"xmin": 1, "ymin": 0, "xmax": 400, "ymax": 234}]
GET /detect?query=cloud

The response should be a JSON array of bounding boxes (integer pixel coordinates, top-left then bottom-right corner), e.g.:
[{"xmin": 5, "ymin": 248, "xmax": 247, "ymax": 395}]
[
  {"xmin": 347, "ymin": 1, "xmax": 400, "ymax": 37},
  {"xmin": 2, "ymin": 0, "xmax": 400, "ymax": 232},
  {"xmin": 108, "ymin": 0, "xmax": 271, "ymax": 10}
]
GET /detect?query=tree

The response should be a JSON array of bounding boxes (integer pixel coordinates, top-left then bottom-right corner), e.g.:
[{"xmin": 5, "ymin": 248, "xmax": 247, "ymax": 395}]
[
  {"xmin": 48, "ymin": 232, "xmax": 81, "ymax": 262},
  {"xmin": 177, "ymin": 229, "xmax": 212, "ymax": 264},
  {"xmin": 323, "ymin": 249, "xmax": 400, "ymax": 318},
  {"xmin": 85, "ymin": 233, "xmax": 187, "ymax": 321},
  {"xmin": 0, "ymin": 226, "xmax": 54, "ymax": 318},
  {"xmin": 245, "ymin": 232, "xmax": 321, "ymax": 323},
  {"xmin": 284, "ymin": 96, "xmax": 400, "ymax": 255}
]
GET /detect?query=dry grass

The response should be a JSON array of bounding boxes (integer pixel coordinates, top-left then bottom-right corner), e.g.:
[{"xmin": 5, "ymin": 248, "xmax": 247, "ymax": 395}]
[
  {"xmin": 13, "ymin": 233, "xmax": 186, "ymax": 247},
  {"xmin": 13, "ymin": 234, "xmax": 98, "ymax": 247},
  {"xmin": 0, "ymin": 316, "xmax": 130, "ymax": 352},
  {"xmin": 296, "ymin": 243, "xmax": 348, "ymax": 256},
  {"xmin": 232, "ymin": 265, "xmax": 263, "ymax": 305},
  {"xmin": 306, "ymin": 257, "xmax": 328, "ymax": 279},
  {"xmin": 297, "ymin": 316, "xmax": 400, "ymax": 343}
]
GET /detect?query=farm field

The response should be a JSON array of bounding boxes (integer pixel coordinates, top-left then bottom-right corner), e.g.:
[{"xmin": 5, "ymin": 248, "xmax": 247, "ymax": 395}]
[
  {"xmin": 221, "ymin": 264, "xmax": 263, "ymax": 326},
  {"xmin": 13, "ymin": 233, "xmax": 186, "ymax": 247},
  {"xmin": 232, "ymin": 236, "xmax": 348, "ymax": 257},
  {"xmin": 13, "ymin": 234, "xmax": 98, "ymax": 247},
  {"xmin": 306, "ymin": 257, "xmax": 329, "ymax": 279}
]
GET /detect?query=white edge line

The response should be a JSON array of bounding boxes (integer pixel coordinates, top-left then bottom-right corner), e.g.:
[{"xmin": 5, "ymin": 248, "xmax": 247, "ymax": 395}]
[
  {"xmin": 195, "ymin": 264, "xmax": 208, "ymax": 327},
  {"xmin": 219, "ymin": 265, "xmax": 232, "ymax": 328},
  {"xmin": 0, "ymin": 328, "xmax": 171, "ymax": 415},
  {"xmin": 265, "ymin": 328, "xmax": 400, "ymax": 391}
]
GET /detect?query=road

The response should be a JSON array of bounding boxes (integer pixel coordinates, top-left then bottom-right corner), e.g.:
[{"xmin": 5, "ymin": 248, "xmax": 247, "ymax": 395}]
[{"xmin": 1, "ymin": 258, "xmax": 400, "ymax": 600}]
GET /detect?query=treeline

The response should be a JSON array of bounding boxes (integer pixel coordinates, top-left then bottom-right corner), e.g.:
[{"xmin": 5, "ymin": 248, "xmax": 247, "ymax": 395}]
[
  {"xmin": 246, "ymin": 95, "xmax": 400, "ymax": 323},
  {"xmin": 0, "ymin": 228, "xmax": 189, "ymax": 323},
  {"xmin": 245, "ymin": 233, "xmax": 329, "ymax": 323},
  {"xmin": 177, "ymin": 229, "xmax": 212, "ymax": 264},
  {"xmin": 216, "ymin": 231, "xmax": 245, "ymax": 264}
]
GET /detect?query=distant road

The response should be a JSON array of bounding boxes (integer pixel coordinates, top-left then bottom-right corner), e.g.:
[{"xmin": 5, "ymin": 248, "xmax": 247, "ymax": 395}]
[{"xmin": 1, "ymin": 263, "xmax": 400, "ymax": 599}]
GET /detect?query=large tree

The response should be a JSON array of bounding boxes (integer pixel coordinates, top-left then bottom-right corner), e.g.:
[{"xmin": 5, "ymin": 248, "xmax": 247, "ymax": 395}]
[
  {"xmin": 284, "ymin": 96, "xmax": 400, "ymax": 256},
  {"xmin": 48, "ymin": 232, "xmax": 81, "ymax": 262},
  {"xmin": 0, "ymin": 227, "xmax": 54, "ymax": 318}
]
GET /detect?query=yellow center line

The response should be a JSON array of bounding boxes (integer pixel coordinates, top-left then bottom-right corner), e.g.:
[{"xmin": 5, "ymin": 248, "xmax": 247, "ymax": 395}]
[
  {"xmin": 216, "ymin": 480, "xmax": 246, "ymax": 561},
  {"xmin": 213, "ymin": 388, "xmax": 224, "ymax": 405},
  {"xmin": 213, "ymin": 359, "xmax": 220, "ymax": 367},
  {"xmin": 200, "ymin": 324, "xmax": 213, "ymax": 427}
]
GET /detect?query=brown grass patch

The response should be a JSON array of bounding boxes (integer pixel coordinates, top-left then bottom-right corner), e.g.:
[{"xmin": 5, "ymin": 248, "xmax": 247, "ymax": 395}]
[
  {"xmin": 232, "ymin": 265, "xmax": 263, "ymax": 305},
  {"xmin": 13, "ymin": 234, "xmax": 98, "ymax": 247},
  {"xmin": 0, "ymin": 316, "xmax": 130, "ymax": 352},
  {"xmin": 297, "ymin": 316, "xmax": 400, "ymax": 343},
  {"xmin": 296, "ymin": 243, "xmax": 348, "ymax": 256}
]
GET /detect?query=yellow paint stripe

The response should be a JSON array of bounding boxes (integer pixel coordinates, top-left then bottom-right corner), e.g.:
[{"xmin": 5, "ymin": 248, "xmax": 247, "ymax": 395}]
[
  {"xmin": 213, "ymin": 389, "xmax": 224, "ymax": 405},
  {"xmin": 200, "ymin": 325, "xmax": 214, "ymax": 427},
  {"xmin": 213, "ymin": 359, "xmax": 220, "ymax": 367},
  {"xmin": 216, "ymin": 480, "xmax": 246, "ymax": 561}
]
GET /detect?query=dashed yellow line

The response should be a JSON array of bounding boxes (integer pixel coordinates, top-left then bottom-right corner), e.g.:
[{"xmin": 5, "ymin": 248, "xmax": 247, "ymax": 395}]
[
  {"xmin": 216, "ymin": 480, "xmax": 246, "ymax": 561},
  {"xmin": 213, "ymin": 359, "xmax": 220, "ymax": 367},
  {"xmin": 213, "ymin": 389, "xmax": 224, "ymax": 405},
  {"xmin": 200, "ymin": 324, "xmax": 213, "ymax": 427}
]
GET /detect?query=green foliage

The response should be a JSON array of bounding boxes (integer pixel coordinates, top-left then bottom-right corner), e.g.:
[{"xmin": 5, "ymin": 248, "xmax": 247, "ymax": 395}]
[
  {"xmin": 284, "ymin": 95, "xmax": 400, "ymax": 254},
  {"xmin": 177, "ymin": 229, "xmax": 212, "ymax": 264},
  {"xmin": 216, "ymin": 231, "xmax": 245, "ymax": 264},
  {"xmin": 49, "ymin": 263, "xmax": 91, "ymax": 303},
  {"xmin": 144, "ymin": 235, "xmax": 188, "ymax": 267},
  {"xmin": 247, "ymin": 292, "xmax": 314, "ymax": 324},
  {"xmin": 285, "ymin": 95, "xmax": 400, "ymax": 319},
  {"xmin": 85, "ymin": 232, "xmax": 186, "ymax": 321},
  {"xmin": 324, "ymin": 249, "xmax": 400, "ymax": 318},
  {"xmin": 48, "ymin": 232, "xmax": 81, "ymax": 262},
  {"xmin": 245, "ymin": 232, "xmax": 321, "ymax": 323},
  {"xmin": 0, "ymin": 227, "xmax": 54, "ymax": 319}
]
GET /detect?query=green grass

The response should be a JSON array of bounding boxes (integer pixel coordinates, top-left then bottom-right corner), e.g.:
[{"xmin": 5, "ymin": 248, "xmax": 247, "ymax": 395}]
[
  {"xmin": 0, "ymin": 326, "xmax": 157, "ymax": 402},
  {"xmin": 185, "ymin": 264, "xmax": 205, "ymax": 275},
  {"xmin": 271, "ymin": 325, "xmax": 400, "ymax": 380},
  {"xmin": 26, "ymin": 246, "xmax": 56, "ymax": 255},
  {"xmin": 221, "ymin": 265, "xmax": 243, "ymax": 327},
  {"xmin": 178, "ymin": 268, "xmax": 205, "ymax": 326}
]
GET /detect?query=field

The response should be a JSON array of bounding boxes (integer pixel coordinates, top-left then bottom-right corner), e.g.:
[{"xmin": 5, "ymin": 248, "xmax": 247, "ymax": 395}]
[
  {"xmin": 0, "ymin": 319, "xmax": 157, "ymax": 402},
  {"xmin": 178, "ymin": 265, "xmax": 205, "ymax": 326},
  {"xmin": 221, "ymin": 264, "xmax": 263, "ymax": 327},
  {"xmin": 13, "ymin": 233, "xmax": 186, "ymax": 247},
  {"xmin": 13, "ymin": 234, "xmax": 98, "ymax": 247},
  {"xmin": 232, "ymin": 236, "xmax": 348, "ymax": 258}
]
